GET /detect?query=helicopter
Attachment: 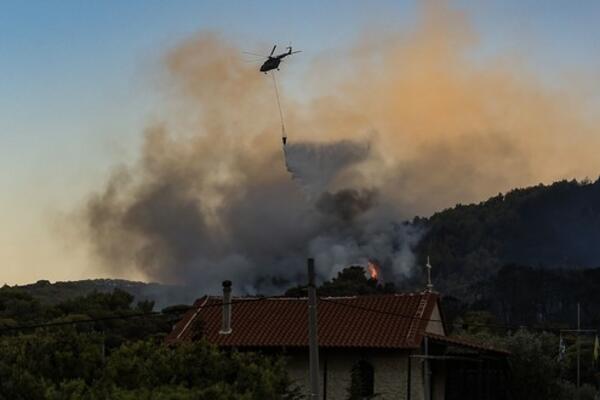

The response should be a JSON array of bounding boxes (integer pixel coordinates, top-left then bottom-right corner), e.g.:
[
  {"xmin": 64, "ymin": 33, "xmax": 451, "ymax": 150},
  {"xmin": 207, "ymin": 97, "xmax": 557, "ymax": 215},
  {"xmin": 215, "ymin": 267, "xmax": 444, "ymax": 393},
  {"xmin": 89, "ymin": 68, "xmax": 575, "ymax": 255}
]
[{"xmin": 244, "ymin": 45, "xmax": 301, "ymax": 73}]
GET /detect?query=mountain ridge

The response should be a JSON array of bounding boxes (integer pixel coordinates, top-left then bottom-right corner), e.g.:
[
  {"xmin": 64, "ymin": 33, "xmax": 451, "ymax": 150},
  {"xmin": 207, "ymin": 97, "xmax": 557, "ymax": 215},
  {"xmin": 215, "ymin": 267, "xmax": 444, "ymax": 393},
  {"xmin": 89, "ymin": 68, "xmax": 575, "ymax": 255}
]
[{"xmin": 5, "ymin": 278, "xmax": 194, "ymax": 309}]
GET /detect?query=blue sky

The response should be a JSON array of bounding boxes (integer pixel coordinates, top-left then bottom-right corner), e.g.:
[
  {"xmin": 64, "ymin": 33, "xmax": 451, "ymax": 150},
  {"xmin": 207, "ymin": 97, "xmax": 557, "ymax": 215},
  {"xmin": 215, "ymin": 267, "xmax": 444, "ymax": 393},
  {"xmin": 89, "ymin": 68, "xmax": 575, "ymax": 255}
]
[
  {"xmin": 0, "ymin": 1, "xmax": 414, "ymax": 193},
  {"xmin": 1, "ymin": 0, "xmax": 599, "ymax": 284}
]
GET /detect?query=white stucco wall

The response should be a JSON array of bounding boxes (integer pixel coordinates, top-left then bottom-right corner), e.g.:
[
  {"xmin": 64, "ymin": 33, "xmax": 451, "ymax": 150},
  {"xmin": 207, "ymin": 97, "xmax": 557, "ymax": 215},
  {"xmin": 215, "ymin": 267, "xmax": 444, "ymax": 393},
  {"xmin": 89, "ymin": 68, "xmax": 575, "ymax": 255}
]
[
  {"xmin": 283, "ymin": 304, "xmax": 446, "ymax": 399},
  {"xmin": 286, "ymin": 350, "xmax": 429, "ymax": 400},
  {"xmin": 426, "ymin": 303, "xmax": 446, "ymax": 336}
]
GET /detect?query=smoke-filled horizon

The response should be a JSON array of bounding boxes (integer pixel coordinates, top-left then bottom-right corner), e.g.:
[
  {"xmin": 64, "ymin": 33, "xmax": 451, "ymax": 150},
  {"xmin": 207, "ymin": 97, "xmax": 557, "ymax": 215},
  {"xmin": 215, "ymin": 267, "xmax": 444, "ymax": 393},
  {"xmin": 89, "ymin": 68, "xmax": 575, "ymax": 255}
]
[{"xmin": 83, "ymin": 3, "xmax": 600, "ymax": 293}]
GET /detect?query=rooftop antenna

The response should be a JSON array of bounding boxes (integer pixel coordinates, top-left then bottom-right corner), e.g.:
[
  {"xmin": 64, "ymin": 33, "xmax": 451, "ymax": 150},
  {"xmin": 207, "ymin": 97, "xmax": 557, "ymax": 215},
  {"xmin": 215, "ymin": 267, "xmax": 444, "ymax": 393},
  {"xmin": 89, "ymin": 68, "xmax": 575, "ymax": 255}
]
[{"xmin": 425, "ymin": 256, "xmax": 434, "ymax": 293}]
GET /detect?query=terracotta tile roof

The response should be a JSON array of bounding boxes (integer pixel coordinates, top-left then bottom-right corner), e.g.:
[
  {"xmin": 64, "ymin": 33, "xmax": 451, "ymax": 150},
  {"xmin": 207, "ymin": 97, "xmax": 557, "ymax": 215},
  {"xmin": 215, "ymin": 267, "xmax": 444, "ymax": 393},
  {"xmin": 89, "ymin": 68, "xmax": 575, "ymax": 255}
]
[
  {"xmin": 166, "ymin": 293, "xmax": 439, "ymax": 349},
  {"xmin": 425, "ymin": 333, "xmax": 510, "ymax": 355}
]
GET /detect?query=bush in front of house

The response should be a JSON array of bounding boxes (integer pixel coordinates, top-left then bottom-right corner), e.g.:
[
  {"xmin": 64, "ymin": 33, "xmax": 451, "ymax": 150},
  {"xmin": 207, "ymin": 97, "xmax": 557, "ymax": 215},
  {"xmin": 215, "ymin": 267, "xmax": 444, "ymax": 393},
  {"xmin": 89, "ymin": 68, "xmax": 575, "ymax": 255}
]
[
  {"xmin": 0, "ymin": 287, "xmax": 302, "ymax": 400},
  {"xmin": 0, "ymin": 332, "xmax": 301, "ymax": 400}
]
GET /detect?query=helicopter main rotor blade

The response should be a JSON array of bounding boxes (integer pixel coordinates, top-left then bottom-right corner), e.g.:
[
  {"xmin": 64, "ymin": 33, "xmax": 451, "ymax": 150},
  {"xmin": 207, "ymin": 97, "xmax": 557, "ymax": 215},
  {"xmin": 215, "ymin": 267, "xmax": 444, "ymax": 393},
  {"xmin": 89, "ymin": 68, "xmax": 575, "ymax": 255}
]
[
  {"xmin": 289, "ymin": 50, "xmax": 302, "ymax": 55},
  {"xmin": 269, "ymin": 45, "xmax": 277, "ymax": 56},
  {"xmin": 242, "ymin": 51, "xmax": 267, "ymax": 58}
]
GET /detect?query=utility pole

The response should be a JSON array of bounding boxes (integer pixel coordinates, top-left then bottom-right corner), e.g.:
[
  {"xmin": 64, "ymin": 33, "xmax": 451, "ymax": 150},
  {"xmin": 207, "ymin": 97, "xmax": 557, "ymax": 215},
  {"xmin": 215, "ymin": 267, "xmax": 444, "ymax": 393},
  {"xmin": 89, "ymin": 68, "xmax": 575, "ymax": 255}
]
[
  {"xmin": 560, "ymin": 303, "xmax": 596, "ymax": 400},
  {"xmin": 560, "ymin": 302, "xmax": 598, "ymax": 398},
  {"xmin": 423, "ymin": 336, "xmax": 431, "ymax": 400},
  {"xmin": 308, "ymin": 258, "xmax": 321, "ymax": 400},
  {"xmin": 577, "ymin": 302, "xmax": 581, "ymax": 395}
]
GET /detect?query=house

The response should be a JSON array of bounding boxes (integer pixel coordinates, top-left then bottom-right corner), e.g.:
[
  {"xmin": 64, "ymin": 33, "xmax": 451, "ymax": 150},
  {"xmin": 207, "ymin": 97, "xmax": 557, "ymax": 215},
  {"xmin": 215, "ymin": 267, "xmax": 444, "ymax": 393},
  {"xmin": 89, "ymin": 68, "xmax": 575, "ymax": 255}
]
[{"xmin": 166, "ymin": 281, "xmax": 509, "ymax": 400}]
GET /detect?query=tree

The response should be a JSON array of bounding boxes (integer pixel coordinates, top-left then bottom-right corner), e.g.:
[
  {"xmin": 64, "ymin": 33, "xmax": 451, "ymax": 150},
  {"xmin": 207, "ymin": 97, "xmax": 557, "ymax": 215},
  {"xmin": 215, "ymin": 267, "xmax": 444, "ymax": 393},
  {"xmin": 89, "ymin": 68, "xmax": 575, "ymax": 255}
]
[
  {"xmin": 0, "ymin": 287, "xmax": 301, "ymax": 399},
  {"xmin": 286, "ymin": 266, "xmax": 396, "ymax": 297},
  {"xmin": 0, "ymin": 335, "xmax": 301, "ymax": 400},
  {"xmin": 465, "ymin": 329, "xmax": 599, "ymax": 400}
]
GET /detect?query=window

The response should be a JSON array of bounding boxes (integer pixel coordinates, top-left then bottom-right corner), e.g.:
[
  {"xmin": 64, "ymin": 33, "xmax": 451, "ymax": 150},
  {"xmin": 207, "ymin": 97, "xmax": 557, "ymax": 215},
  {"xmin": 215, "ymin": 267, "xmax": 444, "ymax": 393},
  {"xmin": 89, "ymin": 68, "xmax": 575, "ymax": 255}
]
[{"xmin": 348, "ymin": 360, "xmax": 375, "ymax": 399}]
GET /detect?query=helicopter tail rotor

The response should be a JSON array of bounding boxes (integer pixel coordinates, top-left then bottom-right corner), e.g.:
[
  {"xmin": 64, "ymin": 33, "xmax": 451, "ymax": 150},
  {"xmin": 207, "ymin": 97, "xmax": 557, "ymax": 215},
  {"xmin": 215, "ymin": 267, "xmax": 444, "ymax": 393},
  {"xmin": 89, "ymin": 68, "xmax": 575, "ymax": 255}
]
[{"xmin": 286, "ymin": 42, "xmax": 301, "ymax": 55}]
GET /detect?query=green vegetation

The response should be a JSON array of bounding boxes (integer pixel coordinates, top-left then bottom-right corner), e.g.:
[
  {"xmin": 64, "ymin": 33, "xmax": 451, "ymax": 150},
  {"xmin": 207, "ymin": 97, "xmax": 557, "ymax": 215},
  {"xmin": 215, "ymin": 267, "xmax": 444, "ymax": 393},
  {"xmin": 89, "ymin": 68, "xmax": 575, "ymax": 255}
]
[
  {"xmin": 286, "ymin": 266, "xmax": 396, "ymax": 297},
  {"xmin": 0, "ymin": 333, "xmax": 297, "ymax": 400},
  {"xmin": 5, "ymin": 279, "xmax": 192, "ymax": 309},
  {"xmin": 417, "ymin": 178, "xmax": 600, "ymax": 302},
  {"xmin": 0, "ymin": 287, "xmax": 171, "ymax": 348},
  {"xmin": 410, "ymin": 178, "xmax": 600, "ymax": 396},
  {"xmin": 0, "ymin": 287, "xmax": 299, "ymax": 399},
  {"xmin": 461, "ymin": 328, "xmax": 598, "ymax": 400}
]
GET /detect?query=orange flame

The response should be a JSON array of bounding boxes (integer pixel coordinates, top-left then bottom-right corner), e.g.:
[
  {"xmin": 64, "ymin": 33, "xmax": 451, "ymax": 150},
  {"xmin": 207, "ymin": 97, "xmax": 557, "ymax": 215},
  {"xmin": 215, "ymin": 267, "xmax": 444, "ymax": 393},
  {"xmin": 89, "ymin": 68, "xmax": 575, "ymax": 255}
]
[{"xmin": 367, "ymin": 260, "xmax": 381, "ymax": 281}]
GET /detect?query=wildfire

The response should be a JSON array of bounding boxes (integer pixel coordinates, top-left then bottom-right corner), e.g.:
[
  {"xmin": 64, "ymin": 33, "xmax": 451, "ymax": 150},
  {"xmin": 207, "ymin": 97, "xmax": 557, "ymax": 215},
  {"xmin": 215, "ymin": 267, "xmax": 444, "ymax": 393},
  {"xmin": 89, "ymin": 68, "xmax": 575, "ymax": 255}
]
[{"xmin": 367, "ymin": 260, "xmax": 381, "ymax": 282}]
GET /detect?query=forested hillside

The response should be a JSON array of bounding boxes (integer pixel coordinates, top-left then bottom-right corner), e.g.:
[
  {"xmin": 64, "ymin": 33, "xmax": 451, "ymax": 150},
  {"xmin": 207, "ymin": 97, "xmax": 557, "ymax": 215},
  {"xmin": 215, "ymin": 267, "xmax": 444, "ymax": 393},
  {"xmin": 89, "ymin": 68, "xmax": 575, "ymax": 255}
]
[
  {"xmin": 416, "ymin": 178, "xmax": 600, "ymax": 302},
  {"xmin": 7, "ymin": 279, "xmax": 193, "ymax": 309}
]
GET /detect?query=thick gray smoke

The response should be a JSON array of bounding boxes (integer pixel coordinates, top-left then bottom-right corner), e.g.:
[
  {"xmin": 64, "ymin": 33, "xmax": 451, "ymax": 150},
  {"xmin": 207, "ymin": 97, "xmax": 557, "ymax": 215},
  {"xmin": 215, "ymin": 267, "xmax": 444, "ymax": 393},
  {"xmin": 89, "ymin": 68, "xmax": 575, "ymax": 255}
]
[
  {"xmin": 283, "ymin": 140, "xmax": 370, "ymax": 199},
  {"xmin": 85, "ymin": 131, "xmax": 420, "ymax": 294},
  {"xmin": 315, "ymin": 189, "xmax": 377, "ymax": 222},
  {"xmin": 81, "ymin": 2, "xmax": 600, "ymax": 295},
  {"xmin": 80, "ymin": 32, "xmax": 425, "ymax": 294}
]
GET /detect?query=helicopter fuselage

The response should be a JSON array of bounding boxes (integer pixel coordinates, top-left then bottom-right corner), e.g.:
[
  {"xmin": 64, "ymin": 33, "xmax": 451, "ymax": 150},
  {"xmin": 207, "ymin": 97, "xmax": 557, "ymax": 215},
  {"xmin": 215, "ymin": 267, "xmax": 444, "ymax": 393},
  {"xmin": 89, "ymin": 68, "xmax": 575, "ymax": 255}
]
[
  {"xmin": 260, "ymin": 57, "xmax": 282, "ymax": 73},
  {"xmin": 257, "ymin": 46, "xmax": 299, "ymax": 73}
]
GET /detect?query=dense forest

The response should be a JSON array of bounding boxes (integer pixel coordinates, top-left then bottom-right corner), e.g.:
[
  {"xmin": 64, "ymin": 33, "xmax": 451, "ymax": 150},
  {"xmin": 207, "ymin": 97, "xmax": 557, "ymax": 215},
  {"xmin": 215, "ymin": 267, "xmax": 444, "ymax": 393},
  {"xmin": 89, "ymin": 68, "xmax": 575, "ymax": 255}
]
[
  {"xmin": 405, "ymin": 178, "xmax": 600, "ymax": 326},
  {"xmin": 417, "ymin": 178, "xmax": 600, "ymax": 297},
  {"xmin": 11, "ymin": 279, "xmax": 192, "ymax": 309}
]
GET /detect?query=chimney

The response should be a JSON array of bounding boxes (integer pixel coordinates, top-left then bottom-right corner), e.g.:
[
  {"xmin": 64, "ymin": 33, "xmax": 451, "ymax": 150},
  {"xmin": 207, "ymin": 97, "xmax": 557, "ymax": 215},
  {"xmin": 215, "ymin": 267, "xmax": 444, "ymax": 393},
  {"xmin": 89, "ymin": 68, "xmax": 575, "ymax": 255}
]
[{"xmin": 219, "ymin": 280, "xmax": 232, "ymax": 335}]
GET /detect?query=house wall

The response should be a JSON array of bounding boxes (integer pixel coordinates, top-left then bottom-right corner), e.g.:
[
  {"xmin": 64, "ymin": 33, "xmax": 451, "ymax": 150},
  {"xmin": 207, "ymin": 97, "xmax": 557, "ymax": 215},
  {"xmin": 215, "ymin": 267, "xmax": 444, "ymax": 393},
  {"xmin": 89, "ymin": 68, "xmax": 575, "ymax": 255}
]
[
  {"xmin": 431, "ymin": 359, "xmax": 447, "ymax": 400},
  {"xmin": 426, "ymin": 304, "xmax": 447, "ymax": 399},
  {"xmin": 286, "ymin": 349, "xmax": 428, "ymax": 400},
  {"xmin": 426, "ymin": 303, "xmax": 446, "ymax": 336}
]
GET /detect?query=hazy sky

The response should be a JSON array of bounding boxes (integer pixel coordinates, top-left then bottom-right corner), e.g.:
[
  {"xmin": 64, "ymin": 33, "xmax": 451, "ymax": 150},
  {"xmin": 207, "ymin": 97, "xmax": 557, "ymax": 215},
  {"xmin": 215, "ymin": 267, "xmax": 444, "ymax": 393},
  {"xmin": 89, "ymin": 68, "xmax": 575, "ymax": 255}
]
[{"xmin": 1, "ymin": 1, "xmax": 599, "ymax": 285}]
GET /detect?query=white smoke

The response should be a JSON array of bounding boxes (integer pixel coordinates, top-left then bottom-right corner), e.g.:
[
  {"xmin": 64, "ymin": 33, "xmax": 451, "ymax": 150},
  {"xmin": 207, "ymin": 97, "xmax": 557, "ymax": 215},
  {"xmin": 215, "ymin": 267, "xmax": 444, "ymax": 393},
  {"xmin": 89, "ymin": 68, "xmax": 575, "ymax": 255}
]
[
  {"xmin": 308, "ymin": 222, "xmax": 422, "ymax": 282},
  {"xmin": 283, "ymin": 137, "xmax": 422, "ymax": 283}
]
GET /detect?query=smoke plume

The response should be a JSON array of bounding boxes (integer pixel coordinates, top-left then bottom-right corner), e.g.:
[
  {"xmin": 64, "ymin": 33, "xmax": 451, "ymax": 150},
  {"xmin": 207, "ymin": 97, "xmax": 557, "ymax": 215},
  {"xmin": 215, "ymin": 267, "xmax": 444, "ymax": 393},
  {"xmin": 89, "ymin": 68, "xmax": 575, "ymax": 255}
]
[
  {"xmin": 83, "ymin": 3, "xmax": 600, "ymax": 293},
  {"xmin": 315, "ymin": 189, "xmax": 377, "ymax": 223},
  {"xmin": 284, "ymin": 139, "xmax": 370, "ymax": 199}
]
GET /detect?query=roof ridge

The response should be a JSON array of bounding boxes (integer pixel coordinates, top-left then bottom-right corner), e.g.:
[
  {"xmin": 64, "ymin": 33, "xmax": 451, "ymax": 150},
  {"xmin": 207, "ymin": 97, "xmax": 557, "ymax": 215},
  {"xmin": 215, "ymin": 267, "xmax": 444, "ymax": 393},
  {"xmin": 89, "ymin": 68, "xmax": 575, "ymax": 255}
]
[
  {"xmin": 203, "ymin": 293, "xmax": 429, "ymax": 301},
  {"xmin": 166, "ymin": 292, "xmax": 448, "ymax": 349},
  {"xmin": 176, "ymin": 296, "xmax": 208, "ymax": 340}
]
